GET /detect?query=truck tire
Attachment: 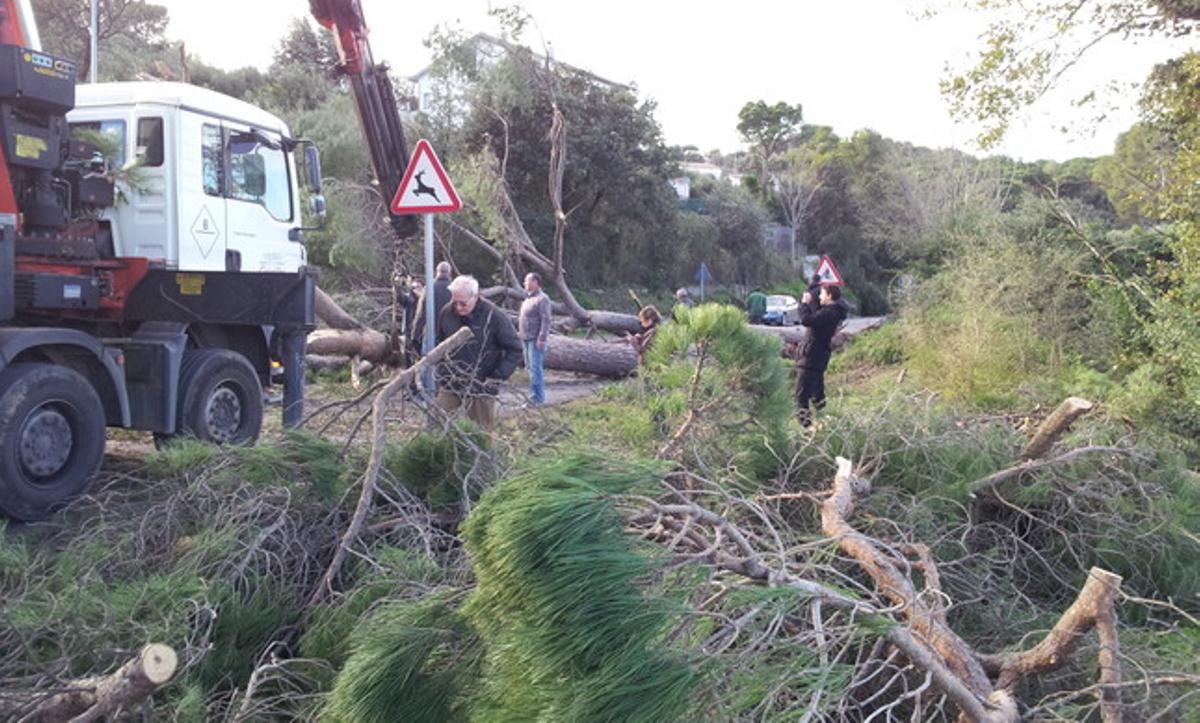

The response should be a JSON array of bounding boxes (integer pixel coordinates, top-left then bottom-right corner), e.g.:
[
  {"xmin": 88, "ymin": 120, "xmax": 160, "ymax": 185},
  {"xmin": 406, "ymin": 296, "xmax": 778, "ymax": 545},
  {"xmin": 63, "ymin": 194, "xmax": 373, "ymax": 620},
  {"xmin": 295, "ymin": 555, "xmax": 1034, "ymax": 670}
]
[
  {"xmin": 0, "ymin": 363, "xmax": 106, "ymax": 521},
  {"xmin": 172, "ymin": 349, "xmax": 263, "ymax": 446}
]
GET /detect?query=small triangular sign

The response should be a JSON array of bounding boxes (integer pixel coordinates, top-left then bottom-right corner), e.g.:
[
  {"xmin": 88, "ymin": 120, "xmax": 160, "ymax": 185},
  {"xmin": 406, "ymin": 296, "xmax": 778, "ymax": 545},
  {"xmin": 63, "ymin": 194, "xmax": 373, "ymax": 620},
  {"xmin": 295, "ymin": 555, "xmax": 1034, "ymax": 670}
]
[
  {"xmin": 816, "ymin": 255, "xmax": 845, "ymax": 286},
  {"xmin": 390, "ymin": 139, "xmax": 462, "ymax": 215}
]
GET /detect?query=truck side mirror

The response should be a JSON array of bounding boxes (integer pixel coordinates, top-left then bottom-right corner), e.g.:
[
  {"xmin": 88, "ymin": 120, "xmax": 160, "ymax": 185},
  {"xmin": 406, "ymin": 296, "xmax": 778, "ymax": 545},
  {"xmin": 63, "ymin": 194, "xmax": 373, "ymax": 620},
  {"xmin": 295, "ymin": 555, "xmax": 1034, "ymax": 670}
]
[
  {"xmin": 303, "ymin": 145, "xmax": 322, "ymax": 194},
  {"xmin": 308, "ymin": 194, "xmax": 326, "ymax": 221}
]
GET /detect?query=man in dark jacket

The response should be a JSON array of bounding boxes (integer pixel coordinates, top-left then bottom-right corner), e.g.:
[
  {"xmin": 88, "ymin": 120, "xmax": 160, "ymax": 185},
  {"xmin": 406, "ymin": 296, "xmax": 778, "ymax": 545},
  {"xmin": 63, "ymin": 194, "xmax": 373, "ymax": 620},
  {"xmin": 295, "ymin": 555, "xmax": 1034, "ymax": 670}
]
[
  {"xmin": 796, "ymin": 284, "xmax": 849, "ymax": 427},
  {"xmin": 435, "ymin": 275, "xmax": 523, "ymax": 429},
  {"xmin": 409, "ymin": 261, "xmax": 453, "ymax": 356}
]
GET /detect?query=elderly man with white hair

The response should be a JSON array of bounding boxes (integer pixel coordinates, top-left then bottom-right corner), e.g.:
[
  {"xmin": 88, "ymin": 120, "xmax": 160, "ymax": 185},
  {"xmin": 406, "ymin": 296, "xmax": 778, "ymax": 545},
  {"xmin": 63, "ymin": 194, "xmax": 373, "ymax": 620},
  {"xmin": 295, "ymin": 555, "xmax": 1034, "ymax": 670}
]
[{"xmin": 433, "ymin": 275, "xmax": 523, "ymax": 428}]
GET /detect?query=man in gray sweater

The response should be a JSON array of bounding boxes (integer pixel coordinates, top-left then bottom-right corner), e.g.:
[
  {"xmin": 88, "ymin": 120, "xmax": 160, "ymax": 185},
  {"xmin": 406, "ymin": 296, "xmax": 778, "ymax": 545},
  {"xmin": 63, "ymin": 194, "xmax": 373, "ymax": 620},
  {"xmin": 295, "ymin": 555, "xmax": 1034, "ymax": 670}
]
[{"xmin": 517, "ymin": 272, "xmax": 553, "ymax": 405}]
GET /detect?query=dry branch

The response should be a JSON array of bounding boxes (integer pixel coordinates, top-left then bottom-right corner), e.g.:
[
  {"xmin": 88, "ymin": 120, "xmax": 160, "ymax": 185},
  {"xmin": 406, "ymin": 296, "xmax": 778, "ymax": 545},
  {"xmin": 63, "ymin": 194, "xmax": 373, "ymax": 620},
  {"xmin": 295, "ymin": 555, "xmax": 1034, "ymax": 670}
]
[
  {"xmin": 633, "ymin": 454, "xmax": 1136, "ymax": 721},
  {"xmin": 821, "ymin": 458, "xmax": 996, "ymax": 698},
  {"xmin": 822, "ymin": 456, "xmax": 1126, "ymax": 720},
  {"xmin": 967, "ymin": 445, "xmax": 1138, "ymax": 497},
  {"xmin": 978, "ymin": 568, "xmax": 1123, "ymax": 690},
  {"xmin": 306, "ymin": 326, "xmax": 473, "ymax": 607}
]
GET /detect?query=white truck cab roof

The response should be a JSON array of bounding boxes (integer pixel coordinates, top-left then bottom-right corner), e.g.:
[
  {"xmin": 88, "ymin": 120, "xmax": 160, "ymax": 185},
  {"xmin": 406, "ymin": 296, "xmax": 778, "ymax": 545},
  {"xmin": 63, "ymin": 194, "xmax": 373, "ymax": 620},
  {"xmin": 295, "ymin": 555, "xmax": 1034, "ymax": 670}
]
[{"xmin": 73, "ymin": 81, "xmax": 291, "ymax": 136}]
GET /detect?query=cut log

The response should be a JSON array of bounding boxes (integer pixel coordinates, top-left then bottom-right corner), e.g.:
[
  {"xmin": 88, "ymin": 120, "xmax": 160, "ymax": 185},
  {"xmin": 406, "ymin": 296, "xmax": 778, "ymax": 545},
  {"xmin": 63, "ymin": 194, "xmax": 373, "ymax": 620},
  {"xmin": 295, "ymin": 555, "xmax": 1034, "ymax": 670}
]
[
  {"xmin": 545, "ymin": 336, "xmax": 638, "ymax": 378},
  {"xmin": 307, "ymin": 328, "xmax": 389, "ymax": 361},
  {"xmin": 6, "ymin": 644, "xmax": 178, "ymax": 722}
]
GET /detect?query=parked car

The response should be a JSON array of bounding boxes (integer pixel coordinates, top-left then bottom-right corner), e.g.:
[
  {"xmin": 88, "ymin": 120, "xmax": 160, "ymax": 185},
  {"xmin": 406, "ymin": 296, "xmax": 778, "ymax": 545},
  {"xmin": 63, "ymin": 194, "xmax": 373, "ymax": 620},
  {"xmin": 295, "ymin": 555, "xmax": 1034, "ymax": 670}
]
[{"xmin": 763, "ymin": 294, "xmax": 800, "ymax": 325}]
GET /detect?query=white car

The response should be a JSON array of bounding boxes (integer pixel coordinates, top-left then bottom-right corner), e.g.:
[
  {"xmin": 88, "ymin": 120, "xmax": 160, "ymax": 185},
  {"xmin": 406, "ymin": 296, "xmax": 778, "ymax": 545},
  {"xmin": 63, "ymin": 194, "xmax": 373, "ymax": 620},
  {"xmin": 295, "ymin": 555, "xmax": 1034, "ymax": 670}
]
[{"xmin": 763, "ymin": 294, "xmax": 800, "ymax": 325}]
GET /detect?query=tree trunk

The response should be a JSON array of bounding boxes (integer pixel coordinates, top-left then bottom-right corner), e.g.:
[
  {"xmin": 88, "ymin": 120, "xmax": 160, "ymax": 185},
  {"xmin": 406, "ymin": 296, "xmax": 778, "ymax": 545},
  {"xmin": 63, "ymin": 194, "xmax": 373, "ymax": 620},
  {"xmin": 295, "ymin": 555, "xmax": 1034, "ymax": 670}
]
[{"xmin": 315, "ymin": 286, "xmax": 366, "ymax": 330}]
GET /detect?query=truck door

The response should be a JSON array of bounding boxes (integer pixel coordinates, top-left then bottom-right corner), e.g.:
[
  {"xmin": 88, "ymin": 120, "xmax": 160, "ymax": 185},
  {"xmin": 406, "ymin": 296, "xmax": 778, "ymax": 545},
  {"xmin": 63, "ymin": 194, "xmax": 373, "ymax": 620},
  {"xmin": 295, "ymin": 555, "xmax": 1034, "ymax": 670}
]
[
  {"xmin": 176, "ymin": 113, "xmax": 227, "ymax": 271},
  {"xmin": 119, "ymin": 115, "xmax": 172, "ymax": 263},
  {"xmin": 222, "ymin": 121, "xmax": 301, "ymax": 272}
]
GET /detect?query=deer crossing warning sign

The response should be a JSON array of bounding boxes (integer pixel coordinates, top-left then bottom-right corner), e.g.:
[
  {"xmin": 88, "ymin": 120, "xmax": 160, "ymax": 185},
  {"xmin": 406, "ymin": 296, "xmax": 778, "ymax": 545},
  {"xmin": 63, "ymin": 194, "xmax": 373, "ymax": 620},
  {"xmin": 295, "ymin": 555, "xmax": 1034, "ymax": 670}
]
[
  {"xmin": 815, "ymin": 255, "xmax": 845, "ymax": 286},
  {"xmin": 390, "ymin": 139, "xmax": 462, "ymax": 214}
]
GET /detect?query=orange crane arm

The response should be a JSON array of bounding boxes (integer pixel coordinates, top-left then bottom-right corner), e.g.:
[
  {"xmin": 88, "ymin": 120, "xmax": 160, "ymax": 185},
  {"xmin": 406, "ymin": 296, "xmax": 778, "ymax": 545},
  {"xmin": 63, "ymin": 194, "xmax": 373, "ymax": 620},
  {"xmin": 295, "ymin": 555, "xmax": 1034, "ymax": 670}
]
[{"xmin": 310, "ymin": 0, "xmax": 416, "ymax": 238}]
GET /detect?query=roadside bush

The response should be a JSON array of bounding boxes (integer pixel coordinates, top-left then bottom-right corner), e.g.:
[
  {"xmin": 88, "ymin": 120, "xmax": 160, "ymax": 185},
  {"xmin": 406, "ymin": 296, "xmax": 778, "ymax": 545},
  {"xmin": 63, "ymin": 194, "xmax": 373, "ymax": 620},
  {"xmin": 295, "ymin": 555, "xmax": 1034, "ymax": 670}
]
[{"xmin": 901, "ymin": 234, "xmax": 1092, "ymax": 408}]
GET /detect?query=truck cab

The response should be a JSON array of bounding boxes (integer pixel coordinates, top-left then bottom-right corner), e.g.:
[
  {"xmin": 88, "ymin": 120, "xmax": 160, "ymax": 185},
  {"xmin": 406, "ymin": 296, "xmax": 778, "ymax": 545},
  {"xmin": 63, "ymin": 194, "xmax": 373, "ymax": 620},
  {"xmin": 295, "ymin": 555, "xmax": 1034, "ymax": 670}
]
[{"xmin": 67, "ymin": 82, "xmax": 311, "ymax": 273}]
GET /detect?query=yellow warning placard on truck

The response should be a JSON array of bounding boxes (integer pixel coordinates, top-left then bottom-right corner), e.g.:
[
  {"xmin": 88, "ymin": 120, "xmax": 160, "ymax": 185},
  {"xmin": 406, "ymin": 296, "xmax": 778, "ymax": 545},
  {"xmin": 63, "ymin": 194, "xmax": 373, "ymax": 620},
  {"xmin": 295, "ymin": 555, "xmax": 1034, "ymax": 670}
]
[
  {"xmin": 14, "ymin": 134, "xmax": 47, "ymax": 160},
  {"xmin": 175, "ymin": 273, "xmax": 206, "ymax": 296}
]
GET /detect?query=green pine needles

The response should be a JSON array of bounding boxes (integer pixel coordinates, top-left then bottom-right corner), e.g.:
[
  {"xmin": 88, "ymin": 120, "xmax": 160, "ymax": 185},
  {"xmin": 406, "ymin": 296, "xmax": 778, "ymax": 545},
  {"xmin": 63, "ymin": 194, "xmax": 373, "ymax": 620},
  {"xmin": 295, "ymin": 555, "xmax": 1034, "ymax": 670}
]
[
  {"xmin": 460, "ymin": 452, "xmax": 697, "ymax": 722},
  {"xmin": 321, "ymin": 595, "xmax": 482, "ymax": 722},
  {"xmin": 647, "ymin": 304, "xmax": 793, "ymax": 480}
]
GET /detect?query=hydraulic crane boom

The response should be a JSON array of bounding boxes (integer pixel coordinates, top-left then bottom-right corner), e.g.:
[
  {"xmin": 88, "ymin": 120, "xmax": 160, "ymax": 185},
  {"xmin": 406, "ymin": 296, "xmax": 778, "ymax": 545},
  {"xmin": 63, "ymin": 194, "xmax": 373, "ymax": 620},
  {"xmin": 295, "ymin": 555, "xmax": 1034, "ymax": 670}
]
[
  {"xmin": 310, "ymin": 0, "xmax": 417, "ymax": 238},
  {"xmin": 0, "ymin": 0, "xmax": 42, "ymax": 227}
]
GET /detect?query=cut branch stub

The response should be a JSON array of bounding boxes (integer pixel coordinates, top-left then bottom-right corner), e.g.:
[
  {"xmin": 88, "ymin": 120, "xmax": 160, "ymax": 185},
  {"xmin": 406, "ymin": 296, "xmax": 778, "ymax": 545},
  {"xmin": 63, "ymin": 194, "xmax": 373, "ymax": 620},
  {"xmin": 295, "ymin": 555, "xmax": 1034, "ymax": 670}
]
[{"xmin": 1021, "ymin": 397, "xmax": 1094, "ymax": 460}]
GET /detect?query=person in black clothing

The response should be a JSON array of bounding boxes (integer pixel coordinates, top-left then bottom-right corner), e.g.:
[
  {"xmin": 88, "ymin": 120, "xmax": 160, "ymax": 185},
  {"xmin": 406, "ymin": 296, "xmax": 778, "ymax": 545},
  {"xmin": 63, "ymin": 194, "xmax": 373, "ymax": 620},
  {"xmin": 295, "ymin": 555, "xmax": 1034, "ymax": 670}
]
[
  {"xmin": 807, "ymin": 273, "xmax": 822, "ymax": 299},
  {"xmin": 435, "ymin": 275, "xmax": 523, "ymax": 429},
  {"xmin": 400, "ymin": 276, "xmax": 422, "ymax": 362},
  {"xmin": 795, "ymin": 284, "xmax": 849, "ymax": 427},
  {"xmin": 409, "ymin": 261, "xmax": 453, "ymax": 356}
]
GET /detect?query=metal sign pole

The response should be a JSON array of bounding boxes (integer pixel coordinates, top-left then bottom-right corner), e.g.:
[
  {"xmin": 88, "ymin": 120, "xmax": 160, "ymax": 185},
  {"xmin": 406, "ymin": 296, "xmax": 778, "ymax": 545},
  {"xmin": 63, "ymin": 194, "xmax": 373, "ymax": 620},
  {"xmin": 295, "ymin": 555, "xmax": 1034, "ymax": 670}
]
[
  {"xmin": 90, "ymin": 0, "xmax": 98, "ymax": 83},
  {"xmin": 422, "ymin": 213, "xmax": 436, "ymax": 392}
]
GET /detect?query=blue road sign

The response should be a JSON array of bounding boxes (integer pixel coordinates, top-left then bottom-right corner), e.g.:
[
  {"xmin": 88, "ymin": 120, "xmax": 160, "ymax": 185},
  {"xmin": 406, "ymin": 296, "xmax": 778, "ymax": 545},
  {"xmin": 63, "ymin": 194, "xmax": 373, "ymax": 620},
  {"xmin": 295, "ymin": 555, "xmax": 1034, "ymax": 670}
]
[{"xmin": 695, "ymin": 262, "xmax": 712, "ymax": 283}]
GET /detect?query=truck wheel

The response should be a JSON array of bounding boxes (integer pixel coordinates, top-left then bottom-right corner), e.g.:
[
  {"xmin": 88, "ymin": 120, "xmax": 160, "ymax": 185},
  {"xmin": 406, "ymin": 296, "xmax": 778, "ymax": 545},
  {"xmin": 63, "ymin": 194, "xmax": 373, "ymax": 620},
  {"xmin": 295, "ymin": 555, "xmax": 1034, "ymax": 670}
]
[
  {"xmin": 174, "ymin": 349, "xmax": 263, "ymax": 445},
  {"xmin": 0, "ymin": 364, "xmax": 106, "ymax": 521}
]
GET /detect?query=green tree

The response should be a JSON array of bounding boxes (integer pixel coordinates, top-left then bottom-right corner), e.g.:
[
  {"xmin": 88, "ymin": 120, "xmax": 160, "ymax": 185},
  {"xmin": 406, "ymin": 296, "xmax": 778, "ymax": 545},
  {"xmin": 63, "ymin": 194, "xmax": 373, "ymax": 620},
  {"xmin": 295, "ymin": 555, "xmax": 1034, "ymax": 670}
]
[
  {"xmin": 447, "ymin": 47, "xmax": 682, "ymax": 286},
  {"xmin": 696, "ymin": 182, "xmax": 769, "ymax": 284},
  {"xmin": 272, "ymin": 17, "xmax": 339, "ymax": 71},
  {"xmin": 33, "ymin": 0, "xmax": 168, "ymax": 81},
  {"xmin": 941, "ymin": 0, "xmax": 1198, "ymax": 149},
  {"xmin": 1092, "ymin": 123, "xmax": 1172, "ymax": 225},
  {"xmin": 736, "ymin": 100, "xmax": 803, "ymax": 200}
]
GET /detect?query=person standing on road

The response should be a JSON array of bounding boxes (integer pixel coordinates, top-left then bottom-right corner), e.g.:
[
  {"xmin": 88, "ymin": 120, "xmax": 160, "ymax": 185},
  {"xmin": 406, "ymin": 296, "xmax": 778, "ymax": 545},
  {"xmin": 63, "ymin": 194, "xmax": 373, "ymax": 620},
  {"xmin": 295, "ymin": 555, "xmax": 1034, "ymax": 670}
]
[
  {"xmin": 746, "ymin": 287, "xmax": 768, "ymax": 325},
  {"xmin": 435, "ymin": 275, "xmax": 523, "ymax": 429},
  {"xmin": 795, "ymin": 284, "xmax": 849, "ymax": 428},
  {"xmin": 409, "ymin": 261, "xmax": 453, "ymax": 357},
  {"xmin": 518, "ymin": 272, "xmax": 552, "ymax": 406}
]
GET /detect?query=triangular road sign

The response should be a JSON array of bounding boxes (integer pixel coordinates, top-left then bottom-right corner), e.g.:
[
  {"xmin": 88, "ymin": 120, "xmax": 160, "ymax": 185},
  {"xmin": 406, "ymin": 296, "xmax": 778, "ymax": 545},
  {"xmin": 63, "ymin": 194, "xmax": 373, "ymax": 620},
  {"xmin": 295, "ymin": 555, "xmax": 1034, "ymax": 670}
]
[
  {"xmin": 390, "ymin": 139, "xmax": 462, "ymax": 215},
  {"xmin": 816, "ymin": 255, "xmax": 845, "ymax": 286}
]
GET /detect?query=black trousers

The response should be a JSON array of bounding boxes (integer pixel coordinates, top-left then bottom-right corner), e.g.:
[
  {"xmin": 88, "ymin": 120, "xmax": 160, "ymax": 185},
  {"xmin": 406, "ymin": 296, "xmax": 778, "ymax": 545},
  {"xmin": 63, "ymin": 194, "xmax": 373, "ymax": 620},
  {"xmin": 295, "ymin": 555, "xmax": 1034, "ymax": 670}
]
[{"xmin": 796, "ymin": 365, "xmax": 827, "ymax": 427}]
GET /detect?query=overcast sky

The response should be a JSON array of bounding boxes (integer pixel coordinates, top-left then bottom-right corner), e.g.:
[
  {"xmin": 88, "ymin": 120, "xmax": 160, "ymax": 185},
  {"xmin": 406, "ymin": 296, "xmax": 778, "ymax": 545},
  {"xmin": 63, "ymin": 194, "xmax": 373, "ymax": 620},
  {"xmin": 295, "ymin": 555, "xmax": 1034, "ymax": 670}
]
[{"xmin": 154, "ymin": 0, "xmax": 1195, "ymax": 161}]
